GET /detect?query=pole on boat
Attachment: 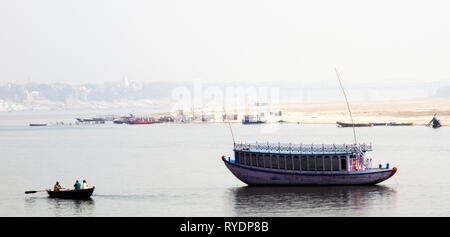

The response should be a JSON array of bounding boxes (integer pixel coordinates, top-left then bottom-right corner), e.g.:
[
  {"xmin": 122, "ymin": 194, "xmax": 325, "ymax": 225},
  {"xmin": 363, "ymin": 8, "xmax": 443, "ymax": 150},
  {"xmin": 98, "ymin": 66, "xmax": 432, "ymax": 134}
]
[
  {"xmin": 334, "ymin": 67, "xmax": 357, "ymax": 145},
  {"xmin": 223, "ymin": 106, "xmax": 236, "ymax": 149}
]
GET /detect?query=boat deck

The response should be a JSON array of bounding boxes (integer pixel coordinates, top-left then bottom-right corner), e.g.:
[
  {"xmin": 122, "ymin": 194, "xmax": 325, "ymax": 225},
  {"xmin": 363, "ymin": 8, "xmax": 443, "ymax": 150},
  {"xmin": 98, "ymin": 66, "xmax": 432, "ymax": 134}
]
[{"xmin": 234, "ymin": 142, "xmax": 372, "ymax": 155}]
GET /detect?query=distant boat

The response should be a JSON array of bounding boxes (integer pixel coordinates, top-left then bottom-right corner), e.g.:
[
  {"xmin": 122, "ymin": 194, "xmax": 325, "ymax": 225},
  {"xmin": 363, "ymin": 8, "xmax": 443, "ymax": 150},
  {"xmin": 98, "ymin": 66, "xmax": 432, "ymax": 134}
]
[
  {"xmin": 427, "ymin": 114, "xmax": 442, "ymax": 128},
  {"xmin": 76, "ymin": 118, "xmax": 106, "ymax": 123},
  {"xmin": 127, "ymin": 120, "xmax": 154, "ymax": 124},
  {"xmin": 47, "ymin": 187, "xmax": 95, "ymax": 200},
  {"xmin": 372, "ymin": 123, "xmax": 389, "ymax": 126},
  {"xmin": 159, "ymin": 116, "xmax": 175, "ymax": 123},
  {"xmin": 113, "ymin": 120, "xmax": 125, "ymax": 124},
  {"xmin": 242, "ymin": 115, "xmax": 266, "ymax": 124},
  {"xmin": 242, "ymin": 120, "xmax": 266, "ymax": 124},
  {"xmin": 433, "ymin": 123, "xmax": 442, "ymax": 128},
  {"xmin": 336, "ymin": 121, "xmax": 372, "ymax": 127},
  {"xmin": 390, "ymin": 122, "xmax": 413, "ymax": 126},
  {"xmin": 29, "ymin": 123, "xmax": 47, "ymax": 126},
  {"xmin": 113, "ymin": 114, "xmax": 135, "ymax": 124},
  {"xmin": 373, "ymin": 122, "xmax": 413, "ymax": 126},
  {"xmin": 126, "ymin": 118, "xmax": 155, "ymax": 124}
]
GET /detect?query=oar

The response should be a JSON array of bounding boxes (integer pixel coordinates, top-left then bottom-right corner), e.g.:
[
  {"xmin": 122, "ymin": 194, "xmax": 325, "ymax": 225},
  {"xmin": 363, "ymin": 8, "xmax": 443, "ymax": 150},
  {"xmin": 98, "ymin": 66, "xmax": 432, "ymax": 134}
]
[
  {"xmin": 25, "ymin": 188, "xmax": 67, "ymax": 194},
  {"xmin": 25, "ymin": 189, "xmax": 47, "ymax": 194},
  {"xmin": 25, "ymin": 188, "xmax": 68, "ymax": 194}
]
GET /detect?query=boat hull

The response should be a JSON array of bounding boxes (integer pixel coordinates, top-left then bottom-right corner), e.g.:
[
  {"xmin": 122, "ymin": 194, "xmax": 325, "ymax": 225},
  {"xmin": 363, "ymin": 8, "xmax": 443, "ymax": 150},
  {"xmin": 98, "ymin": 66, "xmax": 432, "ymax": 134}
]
[
  {"xmin": 223, "ymin": 160, "xmax": 396, "ymax": 186},
  {"xmin": 336, "ymin": 121, "xmax": 373, "ymax": 127},
  {"xmin": 47, "ymin": 187, "xmax": 95, "ymax": 199},
  {"xmin": 242, "ymin": 121, "xmax": 266, "ymax": 124},
  {"xmin": 127, "ymin": 121, "xmax": 154, "ymax": 124},
  {"xmin": 29, "ymin": 124, "xmax": 47, "ymax": 126}
]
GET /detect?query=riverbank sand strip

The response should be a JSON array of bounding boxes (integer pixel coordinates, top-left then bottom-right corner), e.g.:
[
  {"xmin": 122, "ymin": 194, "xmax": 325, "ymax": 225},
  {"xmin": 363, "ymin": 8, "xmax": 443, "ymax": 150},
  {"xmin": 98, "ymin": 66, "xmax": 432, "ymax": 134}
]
[
  {"xmin": 279, "ymin": 99, "xmax": 450, "ymax": 125},
  {"xmin": 149, "ymin": 99, "xmax": 449, "ymax": 126}
]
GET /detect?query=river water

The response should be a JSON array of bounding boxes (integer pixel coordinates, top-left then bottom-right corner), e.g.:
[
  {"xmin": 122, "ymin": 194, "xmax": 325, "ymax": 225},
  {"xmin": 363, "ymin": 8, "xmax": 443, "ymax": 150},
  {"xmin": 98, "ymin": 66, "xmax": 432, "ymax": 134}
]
[{"xmin": 0, "ymin": 111, "xmax": 449, "ymax": 216}]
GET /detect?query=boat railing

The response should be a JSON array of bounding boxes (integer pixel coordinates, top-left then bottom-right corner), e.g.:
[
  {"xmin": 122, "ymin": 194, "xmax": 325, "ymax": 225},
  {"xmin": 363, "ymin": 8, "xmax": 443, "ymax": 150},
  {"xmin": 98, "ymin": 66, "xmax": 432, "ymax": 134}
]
[{"xmin": 234, "ymin": 142, "xmax": 372, "ymax": 154}]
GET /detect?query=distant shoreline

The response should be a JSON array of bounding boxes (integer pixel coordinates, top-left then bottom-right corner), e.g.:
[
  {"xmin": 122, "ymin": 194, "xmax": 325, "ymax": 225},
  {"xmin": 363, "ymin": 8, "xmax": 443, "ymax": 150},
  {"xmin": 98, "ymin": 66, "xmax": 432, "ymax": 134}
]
[
  {"xmin": 188, "ymin": 121, "xmax": 447, "ymax": 126},
  {"xmin": 166, "ymin": 98, "xmax": 449, "ymax": 126},
  {"xmin": 277, "ymin": 98, "xmax": 449, "ymax": 126},
  {"xmin": 3, "ymin": 98, "xmax": 449, "ymax": 127}
]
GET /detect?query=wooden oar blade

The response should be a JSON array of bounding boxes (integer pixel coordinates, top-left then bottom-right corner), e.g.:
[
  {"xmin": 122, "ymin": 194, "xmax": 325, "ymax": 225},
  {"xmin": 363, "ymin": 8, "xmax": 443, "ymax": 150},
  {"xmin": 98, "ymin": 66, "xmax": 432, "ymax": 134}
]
[{"xmin": 25, "ymin": 189, "xmax": 46, "ymax": 194}]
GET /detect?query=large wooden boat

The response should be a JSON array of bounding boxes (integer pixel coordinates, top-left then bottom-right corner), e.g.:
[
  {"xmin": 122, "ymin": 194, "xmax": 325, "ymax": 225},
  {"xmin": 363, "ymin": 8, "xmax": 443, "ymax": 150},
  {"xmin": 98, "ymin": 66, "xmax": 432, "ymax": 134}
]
[
  {"xmin": 336, "ymin": 121, "xmax": 373, "ymax": 127},
  {"xmin": 47, "ymin": 187, "xmax": 95, "ymax": 199},
  {"xmin": 222, "ymin": 142, "xmax": 396, "ymax": 186},
  {"xmin": 223, "ymin": 69, "xmax": 397, "ymax": 186}
]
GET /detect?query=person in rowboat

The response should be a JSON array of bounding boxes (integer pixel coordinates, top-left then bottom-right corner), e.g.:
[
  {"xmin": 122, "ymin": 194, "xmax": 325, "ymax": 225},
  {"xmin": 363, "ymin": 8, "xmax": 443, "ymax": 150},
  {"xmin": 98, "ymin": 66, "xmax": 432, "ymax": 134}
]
[
  {"xmin": 53, "ymin": 181, "xmax": 62, "ymax": 191},
  {"xmin": 81, "ymin": 180, "xmax": 88, "ymax": 189},
  {"xmin": 74, "ymin": 180, "xmax": 81, "ymax": 190}
]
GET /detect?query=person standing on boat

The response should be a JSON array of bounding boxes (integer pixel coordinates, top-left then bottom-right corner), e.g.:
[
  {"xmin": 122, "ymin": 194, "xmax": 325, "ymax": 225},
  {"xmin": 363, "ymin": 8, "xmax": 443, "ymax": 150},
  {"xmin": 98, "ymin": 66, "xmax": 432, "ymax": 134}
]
[
  {"xmin": 74, "ymin": 180, "xmax": 81, "ymax": 190},
  {"xmin": 53, "ymin": 181, "xmax": 62, "ymax": 191},
  {"xmin": 432, "ymin": 116, "xmax": 441, "ymax": 127},
  {"xmin": 81, "ymin": 180, "xmax": 88, "ymax": 189}
]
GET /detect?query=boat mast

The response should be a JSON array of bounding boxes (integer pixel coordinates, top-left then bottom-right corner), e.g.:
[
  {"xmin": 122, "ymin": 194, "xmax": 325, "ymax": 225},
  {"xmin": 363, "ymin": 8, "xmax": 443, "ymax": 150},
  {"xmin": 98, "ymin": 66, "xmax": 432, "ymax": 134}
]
[
  {"xmin": 223, "ymin": 106, "xmax": 236, "ymax": 148},
  {"xmin": 334, "ymin": 68, "xmax": 357, "ymax": 145}
]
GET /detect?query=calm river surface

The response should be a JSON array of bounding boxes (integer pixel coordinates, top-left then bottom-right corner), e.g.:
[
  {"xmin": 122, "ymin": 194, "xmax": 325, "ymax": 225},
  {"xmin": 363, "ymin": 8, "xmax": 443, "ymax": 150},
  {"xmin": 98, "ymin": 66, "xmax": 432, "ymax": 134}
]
[{"xmin": 1, "ymin": 111, "xmax": 449, "ymax": 216}]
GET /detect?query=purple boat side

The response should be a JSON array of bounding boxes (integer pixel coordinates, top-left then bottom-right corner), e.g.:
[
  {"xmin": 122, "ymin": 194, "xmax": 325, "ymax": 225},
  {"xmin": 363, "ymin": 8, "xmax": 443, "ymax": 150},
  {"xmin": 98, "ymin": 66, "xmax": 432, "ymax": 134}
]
[{"xmin": 222, "ymin": 157, "xmax": 397, "ymax": 186}]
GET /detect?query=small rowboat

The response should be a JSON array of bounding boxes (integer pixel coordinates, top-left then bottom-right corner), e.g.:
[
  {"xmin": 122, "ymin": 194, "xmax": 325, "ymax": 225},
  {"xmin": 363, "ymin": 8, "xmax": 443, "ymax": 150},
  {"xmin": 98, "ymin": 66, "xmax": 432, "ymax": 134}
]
[
  {"xmin": 47, "ymin": 187, "xmax": 95, "ymax": 199},
  {"xmin": 433, "ymin": 123, "xmax": 442, "ymax": 128},
  {"xmin": 29, "ymin": 123, "xmax": 47, "ymax": 126}
]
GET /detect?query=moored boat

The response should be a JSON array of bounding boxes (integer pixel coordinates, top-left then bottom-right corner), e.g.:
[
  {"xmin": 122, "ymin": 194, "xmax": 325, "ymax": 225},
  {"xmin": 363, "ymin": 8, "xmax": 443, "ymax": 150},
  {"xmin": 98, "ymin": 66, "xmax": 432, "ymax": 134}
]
[
  {"xmin": 222, "ymin": 142, "xmax": 396, "ymax": 186},
  {"xmin": 372, "ymin": 123, "xmax": 389, "ymax": 126},
  {"xmin": 390, "ymin": 122, "xmax": 413, "ymax": 126},
  {"xmin": 47, "ymin": 187, "xmax": 95, "ymax": 199},
  {"xmin": 433, "ymin": 123, "xmax": 442, "ymax": 128},
  {"xmin": 428, "ymin": 114, "xmax": 442, "ymax": 128},
  {"xmin": 373, "ymin": 122, "xmax": 413, "ymax": 126},
  {"xmin": 223, "ymin": 69, "xmax": 397, "ymax": 186},
  {"xmin": 76, "ymin": 118, "xmax": 106, "ymax": 123},
  {"xmin": 126, "ymin": 119, "xmax": 154, "ymax": 124},
  {"xmin": 242, "ymin": 115, "xmax": 266, "ymax": 124},
  {"xmin": 29, "ymin": 123, "xmax": 47, "ymax": 126},
  {"xmin": 113, "ymin": 120, "xmax": 125, "ymax": 124},
  {"xmin": 336, "ymin": 121, "xmax": 373, "ymax": 127},
  {"xmin": 242, "ymin": 120, "xmax": 266, "ymax": 124}
]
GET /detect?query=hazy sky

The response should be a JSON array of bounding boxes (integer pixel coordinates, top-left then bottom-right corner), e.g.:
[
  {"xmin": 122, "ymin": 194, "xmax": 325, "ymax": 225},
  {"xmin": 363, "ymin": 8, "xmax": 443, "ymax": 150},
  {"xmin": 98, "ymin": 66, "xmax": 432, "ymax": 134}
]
[{"xmin": 1, "ymin": 0, "xmax": 450, "ymax": 85}]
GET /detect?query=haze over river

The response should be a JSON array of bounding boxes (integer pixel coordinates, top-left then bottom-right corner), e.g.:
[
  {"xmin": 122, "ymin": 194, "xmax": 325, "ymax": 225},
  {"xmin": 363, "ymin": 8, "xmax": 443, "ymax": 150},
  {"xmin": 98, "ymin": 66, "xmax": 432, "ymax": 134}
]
[{"xmin": 0, "ymin": 111, "xmax": 449, "ymax": 216}]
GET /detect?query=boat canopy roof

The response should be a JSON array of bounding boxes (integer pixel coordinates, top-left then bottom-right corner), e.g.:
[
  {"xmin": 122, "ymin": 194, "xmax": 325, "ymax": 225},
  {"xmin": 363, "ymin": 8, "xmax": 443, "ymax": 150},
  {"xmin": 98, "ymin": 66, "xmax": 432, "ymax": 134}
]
[{"xmin": 234, "ymin": 142, "xmax": 372, "ymax": 155}]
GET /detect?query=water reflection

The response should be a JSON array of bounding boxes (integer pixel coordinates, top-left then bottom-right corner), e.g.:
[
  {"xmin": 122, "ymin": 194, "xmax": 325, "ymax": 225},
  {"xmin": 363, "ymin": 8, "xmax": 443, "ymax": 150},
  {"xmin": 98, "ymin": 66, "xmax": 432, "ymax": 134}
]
[
  {"xmin": 24, "ymin": 196, "xmax": 95, "ymax": 216},
  {"xmin": 46, "ymin": 198, "xmax": 95, "ymax": 216},
  {"xmin": 228, "ymin": 185, "xmax": 397, "ymax": 216}
]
